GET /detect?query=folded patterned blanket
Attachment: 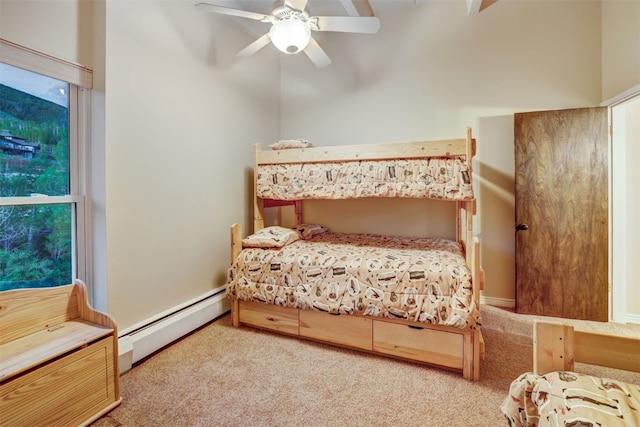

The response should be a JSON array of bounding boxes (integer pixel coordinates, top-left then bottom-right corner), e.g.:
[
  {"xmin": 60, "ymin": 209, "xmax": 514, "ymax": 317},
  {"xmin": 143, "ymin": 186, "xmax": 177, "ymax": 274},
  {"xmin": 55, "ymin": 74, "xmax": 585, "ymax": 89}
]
[{"xmin": 501, "ymin": 371, "xmax": 640, "ymax": 427}]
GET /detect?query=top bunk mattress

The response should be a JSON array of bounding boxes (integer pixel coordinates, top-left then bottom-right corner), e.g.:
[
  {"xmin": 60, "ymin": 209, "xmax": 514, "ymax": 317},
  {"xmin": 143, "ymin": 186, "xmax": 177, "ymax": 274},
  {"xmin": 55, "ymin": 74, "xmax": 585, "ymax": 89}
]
[
  {"xmin": 226, "ymin": 231, "xmax": 481, "ymax": 330},
  {"xmin": 256, "ymin": 157, "xmax": 474, "ymax": 201}
]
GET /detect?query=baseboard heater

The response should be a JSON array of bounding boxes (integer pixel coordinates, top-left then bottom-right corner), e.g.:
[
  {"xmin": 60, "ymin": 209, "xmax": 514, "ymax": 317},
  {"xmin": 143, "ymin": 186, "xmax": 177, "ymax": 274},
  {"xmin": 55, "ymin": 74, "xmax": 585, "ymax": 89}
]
[{"xmin": 117, "ymin": 286, "xmax": 230, "ymax": 374}]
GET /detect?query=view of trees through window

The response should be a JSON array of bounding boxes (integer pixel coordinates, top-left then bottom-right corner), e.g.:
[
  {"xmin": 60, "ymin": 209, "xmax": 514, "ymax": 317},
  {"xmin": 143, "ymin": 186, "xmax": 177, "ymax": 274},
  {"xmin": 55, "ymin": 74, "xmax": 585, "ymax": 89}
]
[{"xmin": 0, "ymin": 63, "xmax": 72, "ymax": 291}]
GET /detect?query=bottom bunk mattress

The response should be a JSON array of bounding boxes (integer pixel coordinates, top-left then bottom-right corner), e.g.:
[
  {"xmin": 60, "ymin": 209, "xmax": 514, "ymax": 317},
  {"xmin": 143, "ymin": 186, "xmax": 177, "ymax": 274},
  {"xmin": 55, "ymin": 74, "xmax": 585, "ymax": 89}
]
[
  {"xmin": 501, "ymin": 371, "xmax": 640, "ymax": 427},
  {"xmin": 226, "ymin": 229, "xmax": 481, "ymax": 330}
]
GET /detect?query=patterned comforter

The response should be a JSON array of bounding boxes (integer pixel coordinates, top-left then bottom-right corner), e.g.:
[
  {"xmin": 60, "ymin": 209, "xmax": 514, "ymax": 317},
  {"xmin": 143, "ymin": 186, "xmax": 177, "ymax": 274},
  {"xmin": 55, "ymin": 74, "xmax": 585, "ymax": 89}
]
[
  {"xmin": 226, "ymin": 232, "xmax": 481, "ymax": 330},
  {"xmin": 256, "ymin": 158, "xmax": 474, "ymax": 201},
  {"xmin": 501, "ymin": 371, "xmax": 640, "ymax": 426}
]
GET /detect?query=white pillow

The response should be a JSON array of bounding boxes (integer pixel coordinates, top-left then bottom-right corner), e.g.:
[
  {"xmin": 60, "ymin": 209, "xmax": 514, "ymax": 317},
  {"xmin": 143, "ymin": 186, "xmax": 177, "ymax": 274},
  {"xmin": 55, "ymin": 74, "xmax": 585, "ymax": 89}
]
[
  {"xmin": 268, "ymin": 139, "xmax": 313, "ymax": 150},
  {"xmin": 242, "ymin": 226, "xmax": 301, "ymax": 248}
]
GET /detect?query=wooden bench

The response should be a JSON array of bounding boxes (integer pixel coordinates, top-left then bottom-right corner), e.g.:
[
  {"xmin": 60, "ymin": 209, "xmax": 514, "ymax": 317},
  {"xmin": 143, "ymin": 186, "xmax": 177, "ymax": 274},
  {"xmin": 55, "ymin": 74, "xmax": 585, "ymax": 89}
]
[{"xmin": 0, "ymin": 280, "xmax": 121, "ymax": 426}]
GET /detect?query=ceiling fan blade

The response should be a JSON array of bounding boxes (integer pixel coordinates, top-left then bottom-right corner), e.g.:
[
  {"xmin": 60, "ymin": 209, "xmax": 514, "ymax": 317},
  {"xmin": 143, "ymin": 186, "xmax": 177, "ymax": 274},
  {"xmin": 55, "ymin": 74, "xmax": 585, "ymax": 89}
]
[
  {"xmin": 312, "ymin": 16, "xmax": 380, "ymax": 34},
  {"xmin": 237, "ymin": 34, "xmax": 272, "ymax": 57},
  {"xmin": 195, "ymin": 3, "xmax": 271, "ymax": 22},
  {"xmin": 304, "ymin": 38, "xmax": 332, "ymax": 68}
]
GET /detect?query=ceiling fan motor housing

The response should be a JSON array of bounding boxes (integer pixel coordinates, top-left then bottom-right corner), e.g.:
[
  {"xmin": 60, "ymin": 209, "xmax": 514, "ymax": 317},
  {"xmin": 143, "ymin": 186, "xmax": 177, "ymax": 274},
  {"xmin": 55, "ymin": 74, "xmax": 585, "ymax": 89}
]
[{"xmin": 269, "ymin": 0, "xmax": 311, "ymax": 54}]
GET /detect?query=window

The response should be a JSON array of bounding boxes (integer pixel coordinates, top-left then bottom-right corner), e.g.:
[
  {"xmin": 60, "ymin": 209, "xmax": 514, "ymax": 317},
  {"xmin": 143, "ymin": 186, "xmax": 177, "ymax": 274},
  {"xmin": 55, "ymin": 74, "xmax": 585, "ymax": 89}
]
[{"xmin": 0, "ymin": 40, "xmax": 92, "ymax": 292}]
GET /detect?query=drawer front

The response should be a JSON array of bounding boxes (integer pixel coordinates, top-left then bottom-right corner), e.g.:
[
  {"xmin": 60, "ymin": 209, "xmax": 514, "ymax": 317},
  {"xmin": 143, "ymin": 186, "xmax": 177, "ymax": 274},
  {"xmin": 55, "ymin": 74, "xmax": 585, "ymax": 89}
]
[
  {"xmin": 0, "ymin": 336, "xmax": 117, "ymax": 427},
  {"xmin": 239, "ymin": 300, "xmax": 299, "ymax": 335},
  {"xmin": 299, "ymin": 311, "xmax": 372, "ymax": 350},
  {"xmin": 373, "ymin": 321, "xmax": 463, "ymax": 369}
]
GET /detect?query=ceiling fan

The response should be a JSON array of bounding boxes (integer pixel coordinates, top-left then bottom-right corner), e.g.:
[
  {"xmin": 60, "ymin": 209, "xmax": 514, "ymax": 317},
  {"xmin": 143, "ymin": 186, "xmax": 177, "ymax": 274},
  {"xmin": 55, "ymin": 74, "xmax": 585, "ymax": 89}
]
[{"xmin": 195, "ymin": 0, "xmax": 381, "ymax": 68}]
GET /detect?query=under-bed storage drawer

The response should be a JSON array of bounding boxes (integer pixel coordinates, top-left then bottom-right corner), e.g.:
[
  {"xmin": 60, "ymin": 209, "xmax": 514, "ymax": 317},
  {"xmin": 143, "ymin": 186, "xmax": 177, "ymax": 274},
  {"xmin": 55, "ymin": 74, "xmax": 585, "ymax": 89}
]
[
  {"xmin": 299, "ymin": 311, "xmax": 372, "ymax": 351},
  {"xmin": 238, "ymin": 300, "xmax": 299, "ymax": 335},
  {"xmin": 373, "ymin": 321, "xmax": 464, "ymax": 369}
]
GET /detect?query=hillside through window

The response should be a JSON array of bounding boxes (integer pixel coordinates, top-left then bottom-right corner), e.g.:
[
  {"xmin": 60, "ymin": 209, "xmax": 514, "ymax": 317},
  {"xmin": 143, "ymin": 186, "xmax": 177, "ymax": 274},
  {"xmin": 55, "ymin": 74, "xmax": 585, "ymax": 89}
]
[{"xmin": 0, "ymin": 62, "xmax": 77, "ymax": 291}]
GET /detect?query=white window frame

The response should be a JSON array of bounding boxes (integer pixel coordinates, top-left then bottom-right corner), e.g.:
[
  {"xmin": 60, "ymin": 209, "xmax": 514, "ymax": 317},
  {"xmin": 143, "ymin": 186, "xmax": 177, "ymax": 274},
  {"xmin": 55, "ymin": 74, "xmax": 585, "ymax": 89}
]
[{"xmin": 0, "ymin": 38, "xmax": 93, "ymax": 292}]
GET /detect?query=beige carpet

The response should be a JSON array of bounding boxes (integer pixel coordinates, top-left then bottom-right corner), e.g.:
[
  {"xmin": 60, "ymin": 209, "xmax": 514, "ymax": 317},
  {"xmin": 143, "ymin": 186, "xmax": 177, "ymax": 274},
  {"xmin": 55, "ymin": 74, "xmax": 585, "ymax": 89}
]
[{"xmin": 91, "ymin": 306, "xmax": 640, "ymax": 427}]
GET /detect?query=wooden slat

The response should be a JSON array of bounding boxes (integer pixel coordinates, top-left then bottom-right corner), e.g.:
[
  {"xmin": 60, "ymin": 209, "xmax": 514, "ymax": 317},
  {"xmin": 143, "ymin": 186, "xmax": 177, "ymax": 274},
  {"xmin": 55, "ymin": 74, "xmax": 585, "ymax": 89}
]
[
  {"xmin": 574, "ymin": 330, "xmax": 640, "ymax": 373},
  {"xmin": 534, "ymin": 320, "xmax": 640, "ymax": 374},
  {"xmin": 256, "ymin": 138, "xmax": 471, "ymax": 165},
  {"xmin": 263, "ymin": 199, "xmax": 296, "ymax": 208}
]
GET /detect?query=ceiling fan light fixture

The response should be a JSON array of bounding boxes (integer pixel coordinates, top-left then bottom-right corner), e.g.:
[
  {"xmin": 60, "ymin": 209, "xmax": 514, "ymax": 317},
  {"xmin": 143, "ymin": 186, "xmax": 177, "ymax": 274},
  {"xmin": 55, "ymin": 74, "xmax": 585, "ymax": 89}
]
[{"xmin": 269, "ymin": 17, "xmax": 310, "ymax": 54}]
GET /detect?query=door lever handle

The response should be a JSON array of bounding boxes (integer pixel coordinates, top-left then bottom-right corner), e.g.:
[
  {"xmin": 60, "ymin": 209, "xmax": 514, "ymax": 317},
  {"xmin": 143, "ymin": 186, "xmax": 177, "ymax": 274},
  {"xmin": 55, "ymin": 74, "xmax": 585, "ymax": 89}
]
[{"xmin": 516, "ymin": 223, "xmax": 529, "ymax": 231}]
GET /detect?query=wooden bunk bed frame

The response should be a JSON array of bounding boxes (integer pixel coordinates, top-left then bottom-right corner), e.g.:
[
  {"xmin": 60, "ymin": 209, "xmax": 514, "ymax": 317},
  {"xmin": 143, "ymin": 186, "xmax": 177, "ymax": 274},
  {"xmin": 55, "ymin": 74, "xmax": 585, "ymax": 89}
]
[
  {"xmin": 228, "ymin": 128, "xmax": 485, "ymax": 380},
  {"xmin": 533, "ymin": 320, "xmax": 640, "ymax": 375}
]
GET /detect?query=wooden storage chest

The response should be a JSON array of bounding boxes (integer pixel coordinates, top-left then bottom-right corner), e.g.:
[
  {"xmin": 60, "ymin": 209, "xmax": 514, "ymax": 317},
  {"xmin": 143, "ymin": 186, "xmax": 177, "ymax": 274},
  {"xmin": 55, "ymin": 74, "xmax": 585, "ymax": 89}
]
[{"xmin": 0, "ymin": 280, "xmax": 121, "ymax": 427}]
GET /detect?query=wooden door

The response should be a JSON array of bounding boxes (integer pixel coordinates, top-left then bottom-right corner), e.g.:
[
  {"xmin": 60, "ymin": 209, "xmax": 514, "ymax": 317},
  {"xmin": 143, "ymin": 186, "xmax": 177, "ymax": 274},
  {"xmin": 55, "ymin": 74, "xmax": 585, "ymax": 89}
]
[{"xmin": 515, "ymin": 107, "xmax": 608, "ymax": 321}]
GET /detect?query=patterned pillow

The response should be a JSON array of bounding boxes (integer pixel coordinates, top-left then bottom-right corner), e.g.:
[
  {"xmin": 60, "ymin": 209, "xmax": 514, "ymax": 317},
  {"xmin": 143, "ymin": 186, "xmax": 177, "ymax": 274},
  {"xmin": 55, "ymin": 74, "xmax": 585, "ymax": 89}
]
[
  {"xmin": 242, "ymin": 226, "xmax": 301, "ymax": 248},
  {"xmin": 292, "ymin": 223, "xmax": 329, "ymax": 239},
  {"xmin": 268, "ymin": 139, "xmax": 313, "ymax": 150}
]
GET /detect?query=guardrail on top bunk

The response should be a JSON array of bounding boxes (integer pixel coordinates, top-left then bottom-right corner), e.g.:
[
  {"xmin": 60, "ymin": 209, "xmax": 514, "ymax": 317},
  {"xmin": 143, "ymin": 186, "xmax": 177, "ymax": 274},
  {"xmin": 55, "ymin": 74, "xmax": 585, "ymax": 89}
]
[
  {"xmin": 252, "ymin": 128, "xmax": 476, "ymax": 232},
  {"xmin": 254, "ymin": 128, "xmax": 475, "ymax": 166}
]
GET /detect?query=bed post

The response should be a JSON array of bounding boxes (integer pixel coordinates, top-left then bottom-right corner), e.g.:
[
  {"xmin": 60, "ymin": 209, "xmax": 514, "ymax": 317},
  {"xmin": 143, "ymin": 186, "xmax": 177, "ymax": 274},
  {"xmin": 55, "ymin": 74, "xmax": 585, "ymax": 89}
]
[
  {"xmin": 230, "ymin": 223, "xmax": 242, "ymax": 263},
  {"xmin": 533, "ymin": 321, "xmax": 575, "ymax": 374},
  {"xmin": 230, "ymin": 223, "xmax": 242, "ymax": 327},
  {"xmin": 254, "ymin": 198, "xmax": 264, "ymax": 231},
  {"xmin": 467, "ymin": 201, "xmax": 474, "ymax": 256},
  {"xmin": 466, "ymin": 127, "xmax": 482, "ymax": 380},
  {"xmin": 465, "ymin": 127, "xmax": 473, "ymax": 165},
  {"xmin": 456, "ymin": 202, "xmax": 462, "ymax": 243},
  {"xmin": 254, "ymin": 144, "xmax": 265, "ymax": 232},
  {"xmin": 294, "ymin": 201, "xmax": 302, "ymax": 225}
]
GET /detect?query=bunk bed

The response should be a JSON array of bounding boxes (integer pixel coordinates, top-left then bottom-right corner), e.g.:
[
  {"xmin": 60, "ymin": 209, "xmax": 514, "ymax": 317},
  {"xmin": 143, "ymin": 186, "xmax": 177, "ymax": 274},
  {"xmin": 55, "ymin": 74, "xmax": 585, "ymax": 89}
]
[
  {"xmin": 226, "ymin": 128, "xmax": 485, "ymax": 380},
  {"xmin": 501, "ymin": 320, "xmax": 640, "ymax": 426}
]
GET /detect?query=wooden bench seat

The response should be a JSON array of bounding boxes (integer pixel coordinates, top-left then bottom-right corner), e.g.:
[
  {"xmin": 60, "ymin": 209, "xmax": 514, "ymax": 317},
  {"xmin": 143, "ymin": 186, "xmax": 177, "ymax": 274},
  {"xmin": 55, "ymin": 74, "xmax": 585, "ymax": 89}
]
[{"xmin": 0, "ymin": 319, "xmax": 113, "ymax": 380}]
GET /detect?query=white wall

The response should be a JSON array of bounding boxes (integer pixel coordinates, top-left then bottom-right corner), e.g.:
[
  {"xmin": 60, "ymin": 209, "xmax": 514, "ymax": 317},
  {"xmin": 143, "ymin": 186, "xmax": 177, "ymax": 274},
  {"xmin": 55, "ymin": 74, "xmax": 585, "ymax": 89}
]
[
  {"xmin": 104, "ymin": 0, "xmax": 279, "ymax": 329},
  {"xmin": 279, "ymin": 0, "xmax": 603, "ymax": 306},
  {"xmin": 602, "ymin": 0, "xmax": 640, "ymax": 101},
  {"xmin": 0, "ymin": 1, "xmax": 86, "ymax": 65}
]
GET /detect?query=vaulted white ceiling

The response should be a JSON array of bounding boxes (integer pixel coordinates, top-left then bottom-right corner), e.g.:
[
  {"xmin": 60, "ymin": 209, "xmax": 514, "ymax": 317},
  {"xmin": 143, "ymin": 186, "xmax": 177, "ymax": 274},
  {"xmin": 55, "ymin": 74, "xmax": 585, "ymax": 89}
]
[{"xmin": 206, "ymin": 0, "xmax": 498, "ymax": 37}]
